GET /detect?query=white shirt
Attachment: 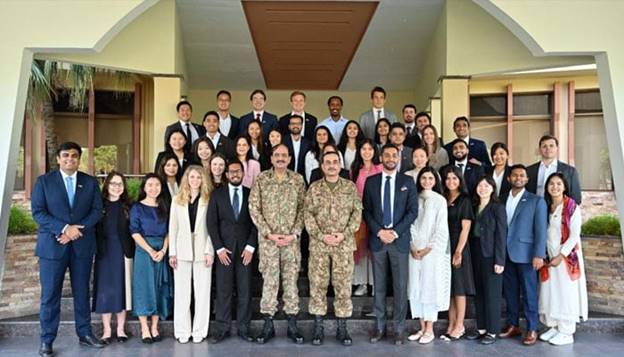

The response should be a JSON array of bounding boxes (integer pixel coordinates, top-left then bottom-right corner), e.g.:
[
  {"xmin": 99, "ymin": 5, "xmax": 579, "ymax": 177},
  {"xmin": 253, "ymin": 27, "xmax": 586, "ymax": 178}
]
[
  {"xmin": 506, "ymin": 188, "xmax": 525, "ymax": 225},
  {"xmin": 180, "ymin": 120, "xmax": 200, "ymax": 143},
  {"xmin": 251, "ymin": 144, "xmax": 260, "ymax": 160},
  {"xmin": 462, "ymin": 135, "xmax": 470, "ymax": 145},
  {"xmin": 380, "ymin": 170, "xmax": 397, "ymax": 228},
  {"xmin": 492, "ymin": 168, "xmax": 505, "ymax": 197},
  {"xmin": 291, "ymin": 135, "xmax": 302, "ymax": 172},
  {"xmin": 216, "ymin": 184, "xmax": 255, "ymax": 255},
  {"xmin": 537, "ymin": 159, "xmax": 558, "ymax": 197},
  {"xmin": 405, "ymin": 123, "xmax": 415, "ymax": 136},
  {"xmin": 373, "ymin": 107, "xmax": 385, "ymax": 120},
  {"xmin": 455, "ymin": 158, "xmax": 468, "ymax": 176},
  {"xmin": 206, "ymin": 131, "xmax": 221, "ymax": 149},
  {"xmin": 253, "ymin": 110, "xmax": 264, "ymax": 121},
  {"xmin": 219, "ymin": 113, "xmax": 232, "ymax": 137}
]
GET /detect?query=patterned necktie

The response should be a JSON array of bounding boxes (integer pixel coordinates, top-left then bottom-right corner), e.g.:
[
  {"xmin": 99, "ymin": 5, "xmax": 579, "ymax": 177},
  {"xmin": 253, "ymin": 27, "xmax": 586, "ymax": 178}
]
[
  {"xmin": 65, "ymin": 176, "xmax": 74, "ymax": 208},
  {"xmin": 232, "ymin": 187, "xmax": 240, "ymax": 220},
  {"xmin": 383, "ymin": 176, "xmax": 392, "ymax": 228}
]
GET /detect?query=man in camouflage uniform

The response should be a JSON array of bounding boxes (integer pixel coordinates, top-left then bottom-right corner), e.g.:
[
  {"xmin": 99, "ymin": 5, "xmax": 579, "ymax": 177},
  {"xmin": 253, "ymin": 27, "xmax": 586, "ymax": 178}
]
[
  {"xmin": 304, "ymin": 151, "xmax": 362, "ymax": 346},
  {"xmin": 249, "ymin": 143, "xmax": 306, "ymax": 344}
]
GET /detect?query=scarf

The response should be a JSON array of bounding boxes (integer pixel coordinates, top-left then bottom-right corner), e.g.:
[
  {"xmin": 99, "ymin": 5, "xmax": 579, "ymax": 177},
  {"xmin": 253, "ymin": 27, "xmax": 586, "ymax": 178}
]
[{"xmin": 540, "ymin": 195, "xmax": 581, "ymax": 282}]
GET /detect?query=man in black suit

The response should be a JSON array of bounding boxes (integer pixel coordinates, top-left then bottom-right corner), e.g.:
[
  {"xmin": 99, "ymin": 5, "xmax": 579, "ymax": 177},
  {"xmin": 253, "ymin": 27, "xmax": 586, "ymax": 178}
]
[
  {"xmin": 216, "ymin": 90, "xmax": 240, "ymax": 140},
  {"xmin": 526, "ymin": 135, "xmax": 582, "ymax": 203},
  {"xmin": 203, "ymin": 111, "xmax": 235, "ymax": 160},
  {"xmin": 164, "ymin": 100, "xmax": 206, "ymax": 152},
  {"xmin": 279, "ymin": 91, "xmax": 317, "ymax": 141},
  {"xmin": 283, "ymin": 114, "xmax": 311, "ymax": 179},
  {"xmin": 389, "ymin": 123, "xmax": 413, "ymax": 173},
  {"xmin": 444, "ymin": 116, "xmax": 491, "ymax": 167},
  {"xmin": 402, "ymin": 104, "xmax": 421, "ymax": 148},
  {"xmin": 442, "ymin": 138, "xmax": 485, "ymax": 194},
  {"xmin": 238, "ymin": 89, "xmax": 279, "ymax": 141},
  {"xmin": 207, "ymin": 159, "xmax": 258, "ymax": 344},
  {"xmin": 363, "ymin": 144, "xmax": 418, "ymax": 345}
]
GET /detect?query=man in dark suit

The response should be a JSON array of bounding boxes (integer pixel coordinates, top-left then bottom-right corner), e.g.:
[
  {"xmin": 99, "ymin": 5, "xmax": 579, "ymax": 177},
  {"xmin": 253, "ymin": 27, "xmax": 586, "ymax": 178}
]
[
  {"xmin": 402, "ymin": 104, "xmax": 421, "ymax": 148},
  {"xmin": 203, "ymin": 110, "xmax": 235, "ymax": 160},
  {"xmin": 279, "ymin": 90, "xmax": 317, "ymax": 141},
  {"xmin": 238, "ymin": 89, "xmax": 279, "ymax": 141},
  {"xmin": 442, "ymin": 138, "xmax": 485, "ymax": 194},
  {"xmin": 444, "ymin": 116, "xmax": 491, "ymax": 167},
  {"xmin": 389, "ymin": 123, "xmax": 413, "ymax": 173},
  {"xmin": 526, "ymin": 135, "xmax": 582, "ymax": 204},
  {"xmin": 499, "ymin": 164, "xmax": 547, "ymax": 346},
  {"xmin": 164, "ymin": 100, "xmax": 206, "ymax": 152},
  {"xmin": 216, "ymin": 90, "xmax": 240, "ymax": 140},
  {"xmin": 283, "ymin": 114, "xmax": 311, "ymax": 179},
  {"xmin": 207, "ymin": 159, "xmax": 258, "ymax": 344},
  {"xmin": 31, "ymin": 142, "xmax": 105, "ymax": 356},
  {"xmin": 363, "ymin": 144, "xmax": 418, "ymax": 345}
]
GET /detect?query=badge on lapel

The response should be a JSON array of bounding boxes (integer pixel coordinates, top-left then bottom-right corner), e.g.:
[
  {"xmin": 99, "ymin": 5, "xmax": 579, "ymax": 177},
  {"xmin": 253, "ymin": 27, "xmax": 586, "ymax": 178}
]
[{"xmin": 400, "ymin": 186, "xmax": 407, "ymax": 192}]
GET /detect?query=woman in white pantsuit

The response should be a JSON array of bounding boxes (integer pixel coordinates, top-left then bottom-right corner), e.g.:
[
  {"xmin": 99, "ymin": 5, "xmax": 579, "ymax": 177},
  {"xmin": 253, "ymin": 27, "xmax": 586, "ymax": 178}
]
[
  {"xmin": 168, "ymin": 165, "xmax": 215, "ymax": 344},
  {"xmin": 407, "ymin": 167, "xmax": 451, "ymax": 344}
]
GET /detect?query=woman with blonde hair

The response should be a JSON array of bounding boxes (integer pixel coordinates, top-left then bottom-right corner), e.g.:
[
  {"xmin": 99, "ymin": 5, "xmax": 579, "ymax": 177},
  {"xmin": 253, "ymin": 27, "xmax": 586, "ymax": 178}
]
[{"xmin": 168, "ymin": 165, "xmax": 215, "ymax": 344}]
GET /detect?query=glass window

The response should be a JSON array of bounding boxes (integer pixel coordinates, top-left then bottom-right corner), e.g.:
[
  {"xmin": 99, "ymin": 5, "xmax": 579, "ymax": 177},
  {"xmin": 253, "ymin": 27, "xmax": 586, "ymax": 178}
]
[
  {"xmin": 513, "ymin": 93, "xmax": 552, "ymax": 116},
  {"xmin": 470, "ymin": 95, "xmax": 507, "ymax": 117},
  {"xmin": 471, "ymin": 119, "xmax": 507, "ymax": 156},
  {"xmin": 575, "ymin": 90, "xmax": 602, "ymax": 114},
  {"xmin": 575, "ymin": 114, "xmax": 611, "ymax": 190},
  {"xmin": 511, "ymin": 119, "xmax": 550, "ymax": 165}
]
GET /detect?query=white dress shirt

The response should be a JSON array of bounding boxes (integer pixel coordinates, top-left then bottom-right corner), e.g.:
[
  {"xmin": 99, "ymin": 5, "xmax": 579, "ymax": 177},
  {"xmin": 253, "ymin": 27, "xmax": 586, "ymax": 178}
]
[
  {"xmin": 219, "ymin": 113, "xmax": 232, "ymax": 137},
  {"xmin": 216, "ymin": 184, "xmax": 255, "ymax": 254},
  {"xmin": 291, "ymin": 135, "xmax": 302, "ymax": 172},
  {"xmin": 253, "ymin": 110, "xmax": 264, "ymax": 121},
  {"xmin": 180, "ymin": 120, "xmax": 200, "ymax": 143},
  {"xmin": 455, "ymin": 158, "xmax": 468, "ymax": 176},
  {"xmin": 492, "ymin": 168, "xmax": 505, "ymax": 196},
  {"xmin": 373, "ymin": 108, "xmax": 386, "ymax": 120},
  {"xmin": 537, "ymin": 159, "xmax": 558, "ymax": 197},
  {"xmin": 405, "ymin": 123, "xmax": 416, "ymax": 136},
  {"xmin": 506, "ymin": 188, "xmax": 525, "ymax": 225},
  {"xmin": 380, "ymin": 170, "xmax": 397, "ymax": 228},
  {"xmin": 207, "ymin": 132, "xmax": 221, "ymax": 149}
]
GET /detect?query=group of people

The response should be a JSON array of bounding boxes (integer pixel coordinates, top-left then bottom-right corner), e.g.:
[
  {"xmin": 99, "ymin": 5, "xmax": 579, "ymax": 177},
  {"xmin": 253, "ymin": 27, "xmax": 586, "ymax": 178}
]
[{"xmin": 31, "ymin": 86, "xmax": 588, "ymax": 357}]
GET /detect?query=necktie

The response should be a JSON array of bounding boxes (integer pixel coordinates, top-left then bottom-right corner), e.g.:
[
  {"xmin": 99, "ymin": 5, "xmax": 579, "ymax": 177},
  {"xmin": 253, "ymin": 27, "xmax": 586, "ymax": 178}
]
[
  {"xmin": 457, "ymin": 163, "xmax": 465, "ymax": 175},
  {"xmin": 185, "ymin": 123, "xmax": 192, "ymax": 152},
  {"xmin": 406, "ymin": 126, "xmax": 412, "ymax": 136},
  {"xmin": 377, "ymin": 110, "xmax": 382, "ymax": 120},
  {"xmin": 232, "ymin": 187, "xmax": 240, "ymax": 220},
  {"xmin": 383, "ymin": 176, "xmax": 392, "ymax": 228},
  {"xmin": 255, "ymin": 113, "xmax": 261, "ymax": 123},
  {"xmin": 65, "ymin": 176, "xmax": 75, "ymax": 208}
]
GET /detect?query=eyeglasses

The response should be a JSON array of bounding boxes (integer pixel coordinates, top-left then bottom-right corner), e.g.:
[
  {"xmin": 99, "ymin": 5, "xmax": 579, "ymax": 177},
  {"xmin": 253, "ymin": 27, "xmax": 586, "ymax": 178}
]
[{"xmin": 109, "ymin": 182, "xmax": 124, "ymax": 188}]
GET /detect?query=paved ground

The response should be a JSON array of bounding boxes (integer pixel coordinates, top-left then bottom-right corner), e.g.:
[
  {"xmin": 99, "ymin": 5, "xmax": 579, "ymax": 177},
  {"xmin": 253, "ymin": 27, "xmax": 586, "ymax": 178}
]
[{"xmin": 1, "ymin": 332, "xmax": 623, "ymax": 357}]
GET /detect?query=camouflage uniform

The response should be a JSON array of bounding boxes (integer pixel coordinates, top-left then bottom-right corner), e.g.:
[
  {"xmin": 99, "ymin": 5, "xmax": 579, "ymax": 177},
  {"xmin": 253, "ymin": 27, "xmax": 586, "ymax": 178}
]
[
  {"xmin": 249, "ymin": 169, "xmax": 306, "ymax": 316},
  {"xmin": 304, "ymin": 177, "xmax": 362, "ymax": 318}
]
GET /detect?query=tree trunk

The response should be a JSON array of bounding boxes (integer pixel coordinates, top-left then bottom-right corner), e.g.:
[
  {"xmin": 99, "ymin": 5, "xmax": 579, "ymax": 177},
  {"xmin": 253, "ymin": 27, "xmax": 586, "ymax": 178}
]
[{"xmin": 41, "ymin": 99, "xmax": 57, "ymax": 171}]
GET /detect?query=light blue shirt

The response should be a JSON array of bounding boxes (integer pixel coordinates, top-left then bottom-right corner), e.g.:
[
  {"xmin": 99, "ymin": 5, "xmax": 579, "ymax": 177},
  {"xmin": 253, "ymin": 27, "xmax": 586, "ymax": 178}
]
[
  {"xmin": 380, "ymin": 170, "xmax": 397, "ymax": 227},
  {"xmin": 318, "ymin": 116, "xmax": 349, "ymax": 143}
]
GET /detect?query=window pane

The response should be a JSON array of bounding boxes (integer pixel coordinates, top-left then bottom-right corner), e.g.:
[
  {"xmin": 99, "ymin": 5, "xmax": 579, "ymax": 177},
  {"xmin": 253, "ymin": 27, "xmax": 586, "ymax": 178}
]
[
  {"xmin": 95, "ymin": 117, "xmax": 133, "ymax": 174},
  {"xmin": 471, "ymin": 119, "xmax": 507, "ymax": 155},
  {"xmin": 470, "ymin": 95, "xmax": 507, "ymax": 117},
  {"xmin": 511, "ymin": 120, "xmax": 550, "ymax": 165},
  {"xmin": 575, "ymin": 90, "xmax": 602, "ymax": 114},
  {"xmin": 513, "ymin": 93, "xmax": 552, "ymax": 116},
  {"xmin": 575, "ymin": 115, "xmax": 611, "ymax": 190},
  {"xmin": 14, "ymin": 130, "xmax": 25, "ymax": 190}
]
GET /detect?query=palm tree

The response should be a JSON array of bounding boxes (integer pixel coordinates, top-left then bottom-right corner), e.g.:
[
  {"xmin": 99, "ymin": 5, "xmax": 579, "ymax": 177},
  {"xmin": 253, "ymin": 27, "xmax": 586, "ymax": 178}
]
[{"xmin": 26, "ymin": 60, "xmax": 132, "ymax": 170}]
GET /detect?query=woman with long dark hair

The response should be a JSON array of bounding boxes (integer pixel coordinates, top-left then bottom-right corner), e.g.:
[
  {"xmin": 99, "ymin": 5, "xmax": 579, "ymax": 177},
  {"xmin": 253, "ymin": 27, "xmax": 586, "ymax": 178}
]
[
  {"xmin": 236, "ymin": 135, "xmax": 261, "ymax": 188},
  {"xmin": 538, "ymin": 173, "xmax": 587, "ymax": 346},
  {"xmin": 130, "ymin": 173, "xmax": 173, "ymax": 344},
  {"xmin": 404, "ymin": 146, "xmax": 429, "ymax": 183},
  {"xmin": 246, "ymin": 120, "xmax": 265, "ymax": 161},
  {"xmin": 350, "ymin": 139, "xmax": 382, "ymax": 296},
  {"xmin": 155, "ymin": 153, "xmax": 180, "ymax": 210},
  {"xmin": 191, "ymin": 137, "xmax": 215, "ymax": 171},
  {"xmin": 440, "ymin": 166, "xmax": 475, "ymax": 341},
  {"xmin": 373, "ymin": 118, "xmax": 391, "ymax": 151},
  {"xmin": 261, "ymin": 129, "xmax": 283, "ymax": 170},
  {"xmin": 154, "ymin": 128, "xmax": 189, "ymax": 181},
  {"xmin": 93, "ymin": 171, "xmax": 134, "ymax": 344},
  {"xmin": 487, "ymin": 142, "xmax": 512, "ymax": 199},
  {"xmin": 337, "ymin": 120, "xmax": 365, "ymax": 169},
  {"xmin": 305, "ymin": 125, "xmax": 343, "ymax": 183}
]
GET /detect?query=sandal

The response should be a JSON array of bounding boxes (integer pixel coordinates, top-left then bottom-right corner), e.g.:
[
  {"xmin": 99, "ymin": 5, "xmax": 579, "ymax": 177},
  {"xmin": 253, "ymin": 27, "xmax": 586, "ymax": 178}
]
[
  {"xmin": 408, "ymin": 330, "xmax": 424, "ymax": 342},
  {"xmin": 419, "ymin": 332, "xmax": 435, "ymax": 344}
]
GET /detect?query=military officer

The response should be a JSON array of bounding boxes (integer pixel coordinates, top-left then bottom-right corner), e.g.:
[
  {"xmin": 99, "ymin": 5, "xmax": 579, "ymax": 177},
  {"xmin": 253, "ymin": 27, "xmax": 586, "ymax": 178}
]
[
  {"xmin": 249, "ymin": 143, "xmax": 306, "ymax": 344},
  {"xmin": 305, "ymin": 150, "xmax": 362, "ymax": 346}
]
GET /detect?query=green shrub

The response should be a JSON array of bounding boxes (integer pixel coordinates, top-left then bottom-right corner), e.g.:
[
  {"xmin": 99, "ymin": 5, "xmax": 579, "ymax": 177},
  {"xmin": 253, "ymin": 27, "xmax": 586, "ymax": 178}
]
[
  {"xmin": 126, "ymin": 178, "xmax": 141, "ymax": 202},
  {"xmin": 581, "ymin": 215, "xmax": 621, "ymax": 236},
  {"xmin": 8, "ymin": 206, "xmax": 38, "ymax": 235}
]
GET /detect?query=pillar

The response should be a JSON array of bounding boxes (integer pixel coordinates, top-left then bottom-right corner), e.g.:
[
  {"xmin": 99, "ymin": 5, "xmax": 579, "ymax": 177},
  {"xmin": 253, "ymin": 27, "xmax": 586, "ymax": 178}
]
[{"xmin": 440, "ymin": 76, "xmax": 470, "ymax": 143}]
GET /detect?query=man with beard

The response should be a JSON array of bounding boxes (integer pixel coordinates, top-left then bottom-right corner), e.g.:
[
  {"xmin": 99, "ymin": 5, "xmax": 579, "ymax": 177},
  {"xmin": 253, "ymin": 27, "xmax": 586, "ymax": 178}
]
[
  {"xmin": 444, "ymin": 116, "xmax": 491, "ymax": 167},
  {"xmin": 249, "ymin": 144, "xmax": 306, "ymax": 344},
  {"xmin": 402, "ymin": 104, "xmax": 420, "ymax": 148},
  {"xmin": 284, "ymin": 114, "xmax": 312, "ymax": 178},
  {"xmin": 318, "ymin": 96, "xmax": 349, "ymax": 144},
  {"xmin": 441, "ymin": 138, "xmax": 485, "ymax": 194},
  {"xmin": 305, "ymin": 151, "xmax": 362, "ymax": 346},
  {"xmin": 207, "ymin": 159, "xmax": 257, "ymax": 344},
  {"xmin": 363, "ymin": 144, "xmax": 418, "ymax": 345}
]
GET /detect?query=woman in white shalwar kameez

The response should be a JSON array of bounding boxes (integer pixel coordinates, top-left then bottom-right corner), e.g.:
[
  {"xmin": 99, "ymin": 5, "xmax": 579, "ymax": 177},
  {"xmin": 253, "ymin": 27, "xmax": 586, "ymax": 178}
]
[
  {"xmin": 407, "ymin": 167, "xmax": 450, "ymax": 344},
  {"xmin": 538, "ymin": 173, "xmax": 588, "ymax": 346}
]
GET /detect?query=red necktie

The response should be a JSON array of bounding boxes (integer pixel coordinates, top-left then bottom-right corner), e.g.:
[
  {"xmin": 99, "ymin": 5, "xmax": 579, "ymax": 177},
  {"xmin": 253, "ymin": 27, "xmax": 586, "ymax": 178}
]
[{"xmin": 256, "ymin": 113, "xmax": 261, "ymax": 123}]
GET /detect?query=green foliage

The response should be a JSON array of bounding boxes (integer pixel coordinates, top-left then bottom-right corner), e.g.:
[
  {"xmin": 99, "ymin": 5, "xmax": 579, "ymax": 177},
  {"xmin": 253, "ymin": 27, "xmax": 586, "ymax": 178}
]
[
  {"xmin": 8, "ymin": 206, "xmax": 38, "ymax": 235},
  {"xmin": 126, "ymin": 178, "xmax": 141, "ymax": 202},
  {"xmin": 581, "ymin": 215, "xmax": 621, "ymax": 237}
]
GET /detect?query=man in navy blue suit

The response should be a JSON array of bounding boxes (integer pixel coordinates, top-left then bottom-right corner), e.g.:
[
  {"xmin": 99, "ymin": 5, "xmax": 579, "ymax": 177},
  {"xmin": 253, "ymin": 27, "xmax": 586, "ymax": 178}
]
[
  {"xmin": 499, "ymin": 164, "xmax": 547, "ymax": 346},
  {"xmin": 31, "ymin": 142, "xmax": 104, "ymax": 356},
  {"xmin": 441, "ymin": 138, "xmax": 485, "ymax": 195},
  {"xmin": 363, "ymin": 144, "xmax": 418, "ymax": 345},
  {"xmin": 238, "ymin": 89, "xmax": 279, "ymax": 141},
  {"xmin": 444, "ymin": 116, "xmax": 491, "ymax": 167}
]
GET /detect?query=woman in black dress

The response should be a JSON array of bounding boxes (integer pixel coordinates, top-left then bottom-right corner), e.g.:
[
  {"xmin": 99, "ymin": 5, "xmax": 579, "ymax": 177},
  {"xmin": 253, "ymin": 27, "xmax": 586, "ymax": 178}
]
[
  {"xmin": 93, "ymin": 171, "xmax": 135, "ymax": 344},
  {"xmin": 440, "ymin": 165, "xmax": 475, "ymax": 341}
]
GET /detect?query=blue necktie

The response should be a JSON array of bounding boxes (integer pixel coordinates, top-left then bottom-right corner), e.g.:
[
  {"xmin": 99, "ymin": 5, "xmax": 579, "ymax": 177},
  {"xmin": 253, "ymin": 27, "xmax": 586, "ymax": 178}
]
[
  {"xmin": 65, "ymin": 176, "xmax": 75, "ymax": 208},
  {"xmin": 383, "ymin": 176, "xmax": 392, "ymax": 228},
  {"xmin": 232, "ymin": 187, "xmax": 240, "ymax": 220}
]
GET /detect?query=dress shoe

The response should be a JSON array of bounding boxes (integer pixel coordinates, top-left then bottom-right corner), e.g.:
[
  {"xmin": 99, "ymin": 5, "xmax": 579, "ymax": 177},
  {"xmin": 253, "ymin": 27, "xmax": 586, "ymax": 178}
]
[
  {"xmin": 79, "ymin": 335, "xmax": 105, "ymax": 348},
  {"xmin": 39, "ymin": 342, "xmax": 53, "ymax": 357},
  {"xmin": 142, "ymin": 337, "xmax": 153, "ymax": 344},
  {"xmin": 539, "ymin": 327, "xmax": 558, "ymax": 342},
  {"xmin": 208, "ymin": 330, "xmax": 230, "ymax": 344},
  {"xmin": 522, "ymin": 330, "xmax": 538, "ymax": 345},
  {"xmin": 499, "ymin": 325, "xmax": 522, "ymax": 338},
  {"xmin": 549, "ymin": 332, "xmax": 574, "ymax": 346},
  {"xmin": 100, "ymin": 337, "xmax": 111, "ymax": 345},
  {"xmin": 116, "ymin": 335, "xmax": 129, "ymax": 343},
  {"xmin": 152, "ymin": 334, "xmax": 162, "ymax": 343},
  {"xmin": 394, "ymin": 332, "xmax": 406, "ymax": 345},
  {"xmin": 369, "ymin": 329, "xmax": 385, "ymax": 344},
  {"xmin": 238, "ymin": 328, "xmax": 254, "ymax": 342},
  {"xmin": 481, "ymin": 333, "xmax": 496, "ymax": 345}
]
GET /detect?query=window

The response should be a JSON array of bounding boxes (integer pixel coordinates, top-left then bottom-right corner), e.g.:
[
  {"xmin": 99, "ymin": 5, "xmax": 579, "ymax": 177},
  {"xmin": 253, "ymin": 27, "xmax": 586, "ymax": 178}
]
[
  {"xmin": 513, "ymin": 93, "xmax": 552, "ymax": 117},
  {"xmin": 470, "ymin": 95, "xmax": 507, "ymax": 118},
  {"xmin": 470, "ymin": 94, "xmax": 508, "ymax": 160}
]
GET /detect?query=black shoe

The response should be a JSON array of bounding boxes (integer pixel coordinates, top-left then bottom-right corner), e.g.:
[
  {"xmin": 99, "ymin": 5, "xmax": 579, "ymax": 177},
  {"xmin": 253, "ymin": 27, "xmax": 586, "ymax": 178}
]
[
  {"xmin": 100, "ymin": 337, "xmax": 111, "ymax": 345},
  {"xmin": 209, "ymin": 329, "xmax": 231, "ymax": 344},
  {"xmin": 255, "ymin": 315, "xmax": 275, "ymax": 344},
  {"xmin": 39, "ymin": 342, "xmax": 53, "ymax": 357},
  {"xmin": 481, "ymin": 333, "xmax": 497, "ymax": 345},
  {"xmin": 394, "ymin": 332, "xmax": 406, "ymax": 345},
  {"xmin": 369, "ymin": 329, "xmax": 385, "ymax": 344},
  {"xmin": 237, "ymin": 327, "xmax": 254, "ymax": 342},
  {"xmin": 465, "ymin": 329, "xmax": 484, "ymax": 340},
  {"xmin": 116, "ymin": 335, "xmax": 129, "ymax": 343},
  {"xmin": 286, "ymin": 314, "xmax": 304, "ymax": 344},
  {"xmin": 312, "ymin": 315, "xmax": 324, "ymax": 346},
  {"xmin": 79, "ymin": 335, "xmax": 105, "ymax": 348},
  {"xmin": 152, "ymin": 334, "xmax": 162, "ymax": 343},
  {"xmin": 336, "ymin": 318, "xmax": 352, "ymax": 346}
]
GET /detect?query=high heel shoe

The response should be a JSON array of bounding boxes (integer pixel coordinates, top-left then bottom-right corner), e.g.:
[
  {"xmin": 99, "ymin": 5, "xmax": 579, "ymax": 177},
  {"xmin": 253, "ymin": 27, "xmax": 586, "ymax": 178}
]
[{"xmin": 141, "ymin": 331, "xmax": 153, "ymax": 344}]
